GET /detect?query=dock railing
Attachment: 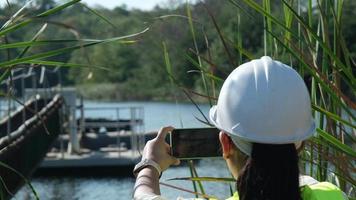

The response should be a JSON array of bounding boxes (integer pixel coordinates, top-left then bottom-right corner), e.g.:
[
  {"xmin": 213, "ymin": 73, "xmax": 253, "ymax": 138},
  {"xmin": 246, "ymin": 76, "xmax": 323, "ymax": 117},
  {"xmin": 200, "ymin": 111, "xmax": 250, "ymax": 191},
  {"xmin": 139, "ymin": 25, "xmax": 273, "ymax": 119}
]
[{"xmin": 77, "ymin": 105, "xmax": 145, "ymax": 158}]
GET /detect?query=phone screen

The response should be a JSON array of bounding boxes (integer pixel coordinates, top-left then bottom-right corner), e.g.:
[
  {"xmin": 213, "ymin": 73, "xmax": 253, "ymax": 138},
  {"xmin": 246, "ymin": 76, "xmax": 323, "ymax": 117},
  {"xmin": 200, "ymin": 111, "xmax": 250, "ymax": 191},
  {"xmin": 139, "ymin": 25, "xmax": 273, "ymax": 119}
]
[{"xmin": 170, "ymin": 128, "xmax": 221, "ymax": 159}]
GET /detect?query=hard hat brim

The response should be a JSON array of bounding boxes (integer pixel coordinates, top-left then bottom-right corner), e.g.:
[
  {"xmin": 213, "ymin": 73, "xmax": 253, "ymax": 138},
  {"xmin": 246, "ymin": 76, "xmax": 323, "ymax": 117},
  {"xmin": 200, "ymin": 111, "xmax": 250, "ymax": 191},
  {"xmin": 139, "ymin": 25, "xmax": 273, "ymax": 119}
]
[
  {"xmin": 209, "ymin": 105, "xmax": 252, "ymax": 155},
  {"xmin": 209, "ymin": 105, "xmax": 316, "ymax": 145}
]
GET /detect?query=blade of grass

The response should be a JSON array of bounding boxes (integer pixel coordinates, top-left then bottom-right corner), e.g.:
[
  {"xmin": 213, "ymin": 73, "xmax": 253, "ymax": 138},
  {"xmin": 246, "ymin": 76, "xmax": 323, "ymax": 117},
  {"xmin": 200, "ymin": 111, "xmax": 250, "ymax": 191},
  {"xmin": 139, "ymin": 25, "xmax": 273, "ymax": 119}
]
[
  {"xmin": 312, "ymin": 104, "xmax": 355, "ymax": 129},
  {"xmin": 167, "ymin": 177, "xmax": 235, "ymax": 182},
  {"xmin": 181, "ymin": 87, "xmax": 210, "ymax": 123},
  {"xmin": 315, "ymin": 128, "xmax": 356, "ymax": 158},
  {"xmin": 240, "ymin": 0, "xmax": 355, "ymax": 90},
  {"xmin": 22, "ymin": 60, "xmax": 110, "ymax": 71},
  {"xmin": 203, "ymin": 3, "xmax": 236, "ymax": 68},
  {"xmin": 0, "ymin": 28, "xmax": 149, "ymax": 68},
  {"xmin": 194, "ymin": 116, "xmax": 213, "ymax": 126},
  {"xmin": 79, "ymin": 3, "xmax": 117, "ymax": 28},
  {"xmin": 188, "ymin": 160, "xmax": 198, "ymax": 198},
  {"xmin": 0, "ymin": 39, "xmax": 137, "ymax": 50},
  {"xmin": 0, "ymin": 0, "xmax": 34, "ymax": 30},
  {"xmin": 267, "ymin": 30, "xmax": 355, "ymax": 119},
  {"xmin": 281, "ymin": 0, "xmax": 355, "ymax": 88},
  {"xmin": 37, "ymin": 0, "xmax": 81, "ymax": 17},
  {"xmin": 165, "ymin": 61, "xmax": 210, "ymax": 124},
  {"xmin": 190, "ymin": 160, "xmax": 206, "ymax": 195},
  {"xmin": 0, "ymin": 0, "xmax": 80, "ymax": 37},
  {"xmin": 187, "ymin": 2, "xmax": 212, "ymax": 107},
  {"xmin": 300, "ymin": 156, "xmax": 355, "ymax": 185},
  {"xmin": 0, "ymin": 175, "xmax": 15, "ymax": 198},
  {"xmin": 0, "ymin": 161, "xmax": 39, "ymax": 200},
  {"xmin": 239, "ymin": 0, "xmax": 299, "ymax": 40},
  {"xmin": 163, "ymin": 42, "xmax": 173, "ymax": 85},
  {"xmin": 163, "ymin": 41, "xmax": 184, "ymax": 128},
  {"xmin": 17, "ymin": 23, "xmax": 48, "ymax": 58}
]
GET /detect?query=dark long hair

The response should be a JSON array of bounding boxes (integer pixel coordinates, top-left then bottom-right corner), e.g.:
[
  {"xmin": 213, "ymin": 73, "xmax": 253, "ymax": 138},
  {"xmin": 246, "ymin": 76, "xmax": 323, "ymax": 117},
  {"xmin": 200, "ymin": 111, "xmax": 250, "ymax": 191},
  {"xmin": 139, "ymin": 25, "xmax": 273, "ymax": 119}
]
[{"xmin": 236, "ymin": 143, "xmax": 301, "ymax": 200}]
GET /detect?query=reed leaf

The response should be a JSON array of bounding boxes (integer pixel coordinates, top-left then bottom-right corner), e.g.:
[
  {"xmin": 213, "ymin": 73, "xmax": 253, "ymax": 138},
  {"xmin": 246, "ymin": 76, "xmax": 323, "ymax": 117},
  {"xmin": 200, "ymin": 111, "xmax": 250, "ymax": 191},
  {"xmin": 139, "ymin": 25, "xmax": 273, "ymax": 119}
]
[
  {"xmin": 163, "ymin": 42, "xmax": 174, "ymax": 85},
  {"xmin": 0, "ymin": 39, "xmax": 137, "ymax": 50},
  {"xmin": 187, "ymin": 2, "xmax": 212, "ymax": 107},
  {"xmin": 190, "ymin": 161, "xmax": 206, "ymax": 195},
  {"xmin": 315, "ymin": 128, "xmax": 356, "ymax": 158},
  {"xmin": 17, "ymin": 23, "xmax": 49, "ymax": 58},
  {"xmin": 0, "ymin": 22, "xmax": 49, "ymax": 85},
  {"xmin": 267, "ymin": 30, "xmax": 355, "ymax": 119},
  {"xmin": 312, "ymin": 104, "xmax": 355, "ymax": 129},
  {"xmin": 0, "ymin": 161, "xmax": 38, "ymax": 199},
  {"xmin": 79, "ymin": 3, "xmax": 117, "ymax": 29},
  {"xmin": 0, "ymin": 0, "xmax": 34, "ymax": 31},
  {"xmin": 167, "ymin": 177, "xmax": 235, "ymax": 183},
  {"xmin": 37, "ymin": 0, "xmax": 80, "ymax": 18},
  {"xmin": 281, "ymin": 0, "xmax": 355, "ymax": 88},
  {"xmin": 238, "ymin": 0, "xmax": 299, "ymax": 40},
  {"xmin": 0, "ymin": 40, "xmax": 84, "ymax": 50},
  {"xmin": 187, "ymin": 160, "xmax": 199, "ymax": 198},
  {"xmin": 0, "ymin": 29, "xmax": 148, "ymax": 68},
  {"xmin": 0, "ymin": 0, "xmax": 80, "ymax": 37},
  {"xmin": 23, "ymin": 60, "xmax": 109, "ymax": 71},
  {"xmin": 204, "ymin": 3, "xmax": 236, "ymax": 68}
]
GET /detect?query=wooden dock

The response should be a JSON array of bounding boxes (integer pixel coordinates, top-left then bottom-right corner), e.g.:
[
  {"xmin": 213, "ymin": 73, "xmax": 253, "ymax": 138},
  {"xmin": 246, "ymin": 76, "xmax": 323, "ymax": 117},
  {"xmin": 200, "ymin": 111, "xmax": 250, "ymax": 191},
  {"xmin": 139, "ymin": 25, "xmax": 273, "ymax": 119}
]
[
  {"xmin": 35, "ymin": 131, "xmax": 158, "ymax": 177},
  {"xmin": 34, "ymin": 102, "xmax": 153, "ymax": 177},
  {"xmin": 36, "ymin": 148, "xmax": 141, "ymax": 177}
]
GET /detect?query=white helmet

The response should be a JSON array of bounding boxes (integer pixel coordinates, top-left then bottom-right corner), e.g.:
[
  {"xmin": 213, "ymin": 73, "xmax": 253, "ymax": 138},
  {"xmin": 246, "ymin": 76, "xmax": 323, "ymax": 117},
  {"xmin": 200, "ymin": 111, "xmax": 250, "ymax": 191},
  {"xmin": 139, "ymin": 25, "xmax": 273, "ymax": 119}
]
[{"xmin": 209, "ymin": 56, "xmax": 315, "ymax": 155}]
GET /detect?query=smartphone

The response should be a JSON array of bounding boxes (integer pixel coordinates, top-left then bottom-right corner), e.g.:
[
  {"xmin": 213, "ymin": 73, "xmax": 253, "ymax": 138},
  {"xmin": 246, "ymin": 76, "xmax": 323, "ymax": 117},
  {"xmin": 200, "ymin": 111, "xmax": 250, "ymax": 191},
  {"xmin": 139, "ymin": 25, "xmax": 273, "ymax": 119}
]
[{"xmin": 170, "ymin": 128, "xmax": 221, "ymax": 159}]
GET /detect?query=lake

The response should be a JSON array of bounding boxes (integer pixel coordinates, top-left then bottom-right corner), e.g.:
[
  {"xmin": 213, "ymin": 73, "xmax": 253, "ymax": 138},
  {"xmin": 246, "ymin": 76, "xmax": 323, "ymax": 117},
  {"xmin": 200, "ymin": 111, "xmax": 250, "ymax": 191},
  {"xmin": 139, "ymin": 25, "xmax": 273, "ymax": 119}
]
[{"xmin": 14, "ymin": 101, "xmax": 234, "ymax": 200}]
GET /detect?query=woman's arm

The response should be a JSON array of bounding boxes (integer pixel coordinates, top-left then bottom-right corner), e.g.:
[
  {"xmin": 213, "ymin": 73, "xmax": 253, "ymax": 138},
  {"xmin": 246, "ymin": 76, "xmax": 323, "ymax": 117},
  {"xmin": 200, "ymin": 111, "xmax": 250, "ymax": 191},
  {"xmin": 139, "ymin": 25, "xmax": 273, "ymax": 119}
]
[
  {"xmin": 133, "ymin": 126, "xmax": 180, "ymax": 199},
  {"xmin": 133, "ymin": 167, "xmax": 161, "ymax": 198}
]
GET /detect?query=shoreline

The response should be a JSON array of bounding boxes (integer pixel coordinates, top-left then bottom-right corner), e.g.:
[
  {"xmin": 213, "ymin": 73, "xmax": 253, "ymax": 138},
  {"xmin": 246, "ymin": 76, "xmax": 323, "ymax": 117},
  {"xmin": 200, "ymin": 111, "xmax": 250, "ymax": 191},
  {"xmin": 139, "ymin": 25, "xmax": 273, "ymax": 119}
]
[{"xmin": 75, "ymin": 84, "xmax": 214, "ymax": 104}]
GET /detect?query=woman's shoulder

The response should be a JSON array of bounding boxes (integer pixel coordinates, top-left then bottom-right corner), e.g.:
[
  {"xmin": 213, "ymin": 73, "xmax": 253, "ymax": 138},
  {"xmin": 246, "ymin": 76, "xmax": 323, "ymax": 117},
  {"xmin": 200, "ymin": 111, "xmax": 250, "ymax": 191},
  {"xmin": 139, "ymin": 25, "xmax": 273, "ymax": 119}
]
[
  {"xmin": 300, "ymin": 175, "xmax": 347, "ymax": 200},
  {"xmin": 133, "ymin": 194, "xmax": 214, "ymax": 200}
]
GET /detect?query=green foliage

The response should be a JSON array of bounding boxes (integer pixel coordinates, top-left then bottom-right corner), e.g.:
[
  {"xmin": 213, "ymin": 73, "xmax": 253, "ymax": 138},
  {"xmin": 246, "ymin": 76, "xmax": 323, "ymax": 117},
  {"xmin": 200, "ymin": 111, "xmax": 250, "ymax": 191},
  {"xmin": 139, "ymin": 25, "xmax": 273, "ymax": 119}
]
[
  {"xmin": 167, "ymin": 0, "xmax": 355, "ymax": 198},
  {"xmin": 0, "ymin": 0, "xmax": 277, "ymax": 101},
  {"xmin": 1, "ymin": 0, "xmax": 355, "ymax": 198}
]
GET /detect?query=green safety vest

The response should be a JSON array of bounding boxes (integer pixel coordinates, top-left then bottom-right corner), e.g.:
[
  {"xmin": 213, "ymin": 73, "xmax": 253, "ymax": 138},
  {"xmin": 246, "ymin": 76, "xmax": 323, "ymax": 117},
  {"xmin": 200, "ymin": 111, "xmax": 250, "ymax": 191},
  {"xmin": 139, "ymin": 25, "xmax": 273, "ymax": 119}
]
[
  {"xmin": 206, "ymin": 181, "xmax": 345, "ymax": 200},
  {"xmin": 301, "ymin": 182, "xmax": 345, "ymax": 200}
]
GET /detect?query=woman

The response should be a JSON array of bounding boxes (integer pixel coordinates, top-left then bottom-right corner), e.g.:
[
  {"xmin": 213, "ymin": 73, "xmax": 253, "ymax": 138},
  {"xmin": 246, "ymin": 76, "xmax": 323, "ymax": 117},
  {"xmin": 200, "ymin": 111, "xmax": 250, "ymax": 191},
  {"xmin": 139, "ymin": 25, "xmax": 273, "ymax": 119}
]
[{"xmin": 132, "ymin": 56, "xmax": 346, "ymax": 200}]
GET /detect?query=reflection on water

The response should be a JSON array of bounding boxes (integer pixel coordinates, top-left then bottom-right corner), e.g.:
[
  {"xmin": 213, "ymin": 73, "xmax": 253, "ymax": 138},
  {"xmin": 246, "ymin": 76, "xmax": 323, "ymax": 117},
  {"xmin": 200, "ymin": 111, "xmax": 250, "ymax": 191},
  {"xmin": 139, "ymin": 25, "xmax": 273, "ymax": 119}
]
[
  {"xmin": 15, "ymin": 101, "xmax": 235, "ymax": 199},
  {"xmin": 16, "ymin": 159, "xmax": 233, "ymax": 200},
  {"xmin": 16, "ymin": 177, "xmax": 135, "ymax": 200}
]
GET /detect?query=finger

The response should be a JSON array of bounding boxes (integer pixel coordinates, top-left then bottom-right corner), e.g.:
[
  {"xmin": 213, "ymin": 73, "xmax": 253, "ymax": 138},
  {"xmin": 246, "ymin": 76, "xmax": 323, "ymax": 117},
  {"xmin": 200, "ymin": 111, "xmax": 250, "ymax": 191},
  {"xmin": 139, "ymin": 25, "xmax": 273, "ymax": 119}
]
[
  {"xmin": 171, "ymin": 156, "xmax": 180, "ymax": 166},
  {"xmin": 157, "ymin": 126, "xmax": 174, "ymax": 141},
  {"xmin": 165, "ymin": 144, "xmax": 171, "ymax": 154}
]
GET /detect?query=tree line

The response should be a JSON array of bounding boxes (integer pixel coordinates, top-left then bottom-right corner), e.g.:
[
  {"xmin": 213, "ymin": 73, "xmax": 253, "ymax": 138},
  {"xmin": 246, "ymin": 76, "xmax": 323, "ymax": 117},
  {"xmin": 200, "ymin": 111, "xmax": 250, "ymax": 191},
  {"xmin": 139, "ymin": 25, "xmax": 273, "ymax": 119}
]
[{"xmin": 1, "ymin": 0, "xmax": 355, "ymax": 101}]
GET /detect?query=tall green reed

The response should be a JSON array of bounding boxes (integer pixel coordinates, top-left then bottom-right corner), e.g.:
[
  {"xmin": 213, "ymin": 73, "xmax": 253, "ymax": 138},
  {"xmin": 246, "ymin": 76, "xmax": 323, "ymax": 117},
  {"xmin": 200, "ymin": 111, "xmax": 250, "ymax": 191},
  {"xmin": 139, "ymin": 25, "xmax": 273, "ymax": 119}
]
[
  {"xmin": 0, "ymin": 0, "xmax": 147, "ymax": 199},
  {"xmin": 164, "ymin": 0, "xmax": 355, "ymax": 199}
]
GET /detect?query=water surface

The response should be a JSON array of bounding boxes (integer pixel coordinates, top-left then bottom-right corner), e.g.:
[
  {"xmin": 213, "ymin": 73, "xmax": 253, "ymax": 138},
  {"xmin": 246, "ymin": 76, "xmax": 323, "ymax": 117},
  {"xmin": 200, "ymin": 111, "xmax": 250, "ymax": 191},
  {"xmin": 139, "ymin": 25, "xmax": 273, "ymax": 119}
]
[{"xmin": 15, "ymin": 101, "xmax": 233, "ymax": 200}]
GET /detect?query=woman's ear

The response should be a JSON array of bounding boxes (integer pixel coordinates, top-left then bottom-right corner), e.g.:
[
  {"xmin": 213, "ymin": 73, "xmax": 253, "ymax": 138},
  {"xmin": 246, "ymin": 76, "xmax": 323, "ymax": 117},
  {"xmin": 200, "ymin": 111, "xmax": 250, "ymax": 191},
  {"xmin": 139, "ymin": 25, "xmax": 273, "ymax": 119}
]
[{"xmin": 219, "ymin": 131, "xmax": 233, "ymax": 159}]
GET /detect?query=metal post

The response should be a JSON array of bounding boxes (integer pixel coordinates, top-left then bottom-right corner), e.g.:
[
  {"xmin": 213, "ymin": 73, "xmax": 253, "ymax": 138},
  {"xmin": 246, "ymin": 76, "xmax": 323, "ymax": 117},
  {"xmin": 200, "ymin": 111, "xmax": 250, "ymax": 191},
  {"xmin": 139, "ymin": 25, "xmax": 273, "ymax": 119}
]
[
  {"xmin": 59, "ymin": 103, "xmax": 65, "ymax": 159},
  {"xmin": 80, "ymin": 96, "xmax": 85, "ymax": 135},
  {"xmin": 69, "ymin": 106, "xmax": 80, "ymax": 154},
  {"xmin": 21, "ymin": 69, "xmax": 26, "ymax": 125},
  {"xmin": 60, "ymin": 135, "xmax": 64, "ymax": 159},
  {"xmin": 139, "ymin": 107, "xmax": 145, "ymax": 151},
  {"xmin": 131, "ymin": 107, "xmax": 138, "ymax": 158},
  {"xmin": 116, "ymin": 108, "xmax": 121, "ymax": 157},
  {"xmin": 32, "ymin": 74, "xmax": 38, "ymax": 112},
  {"xmin": 7, "ymin": 81, "xmax": 11, "ymax": 136}
]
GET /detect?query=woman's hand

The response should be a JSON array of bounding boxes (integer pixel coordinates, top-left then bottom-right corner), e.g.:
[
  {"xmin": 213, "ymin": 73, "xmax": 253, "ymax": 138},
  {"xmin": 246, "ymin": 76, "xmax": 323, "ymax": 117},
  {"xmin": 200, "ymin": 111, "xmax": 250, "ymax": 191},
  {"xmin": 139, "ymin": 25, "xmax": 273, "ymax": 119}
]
[
  {"xmin": 142, "ymin": 126, "xmax": 180, "ymax": 171},
  {"xmin": 133, "ymin": 127, "xmax": 180, "ymax": 199}
]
